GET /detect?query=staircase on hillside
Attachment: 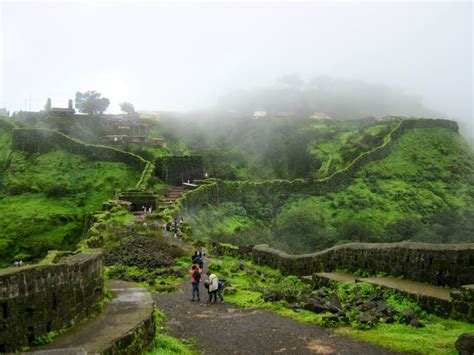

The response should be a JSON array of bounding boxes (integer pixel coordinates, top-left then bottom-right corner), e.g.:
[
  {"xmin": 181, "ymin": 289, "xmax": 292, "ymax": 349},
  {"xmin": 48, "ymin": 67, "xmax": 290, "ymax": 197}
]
[{"xmin": 159, "ymin": 186, "xmax": 184, "ymax": 210}]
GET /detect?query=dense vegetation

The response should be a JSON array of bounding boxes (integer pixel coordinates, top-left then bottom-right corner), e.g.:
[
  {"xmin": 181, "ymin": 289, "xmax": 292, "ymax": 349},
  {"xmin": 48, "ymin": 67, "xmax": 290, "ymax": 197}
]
[
  {"xmin": 0, "ymin": 125, "xmax": 140, "ymax": 266},
  {"xmin": 158, "ymin": 115, "xmax": 398, "ymax": 181},
  {"xmin": 183, "ymin": 127, "xmax": 474, "ymax": 254},
  {"xmin": 3, "ymin": 112, "xmax": 473, "ymax": 259}
]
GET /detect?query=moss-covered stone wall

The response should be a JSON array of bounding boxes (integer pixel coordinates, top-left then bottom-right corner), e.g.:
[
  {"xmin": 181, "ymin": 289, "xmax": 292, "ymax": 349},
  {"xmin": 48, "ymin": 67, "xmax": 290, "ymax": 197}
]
[
  {"xmin": 156, "ymin": 155, "xmax": 204, "ymax": 185},
  {"xmin": 117, "ymin": 190, "xmax": 158, "ymax": 211},
  {"xmin": 251, "ymin": 242, "xmax": 474, "ymax": 287},
  {"xmin": 170, "ymin": 118, "xmax": 459, "ymax": 215},
  {"xmin": 11, "ymin": 128, "xmax": 153, "ymax": 190},
  {"xmin": 0, "ymin": 249, "xmax": 104, "ymax": 352}
]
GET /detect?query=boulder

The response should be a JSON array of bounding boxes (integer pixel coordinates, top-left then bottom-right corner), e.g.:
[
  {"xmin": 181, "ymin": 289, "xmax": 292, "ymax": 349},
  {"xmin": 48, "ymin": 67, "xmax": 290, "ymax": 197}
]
[
  {"xmin": 386, "ymin": 306, "xmax": 397, "ymax": 316},
  {"xmin": 374, "ymin": 301, "xmax": 388, "ymax": 315},
  {"xmin": 455, "ymin": 333, "xmax": 474, "ymax": 355},
  {"xmin": 305, "ymin": 298, "xmax": 328, "ymax": 314},
  {"xmin": 401, "ymin": 309, "xmax": 416, "ymax": 324},
  {"xmin": 356, "ymin": 313, "xmax": 373, "ymax": 324},
  {"xmin": 262, "ymin": 292, "xmax": 284, "ymax": 302},
  {"xmin": 408, "ymin": 319, "xmax": 425, "ymax": 328}
]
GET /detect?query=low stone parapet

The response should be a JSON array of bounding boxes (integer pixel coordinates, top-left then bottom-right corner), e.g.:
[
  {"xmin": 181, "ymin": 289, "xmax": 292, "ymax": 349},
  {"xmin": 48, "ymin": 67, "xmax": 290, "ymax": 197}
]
[
  {"xmin": 0, "ymin": 249, "xmax": 104, "ymax": 352},
  {"xmin": 252, "ymin": 242, "xmax": 474, "ymax": 288}
]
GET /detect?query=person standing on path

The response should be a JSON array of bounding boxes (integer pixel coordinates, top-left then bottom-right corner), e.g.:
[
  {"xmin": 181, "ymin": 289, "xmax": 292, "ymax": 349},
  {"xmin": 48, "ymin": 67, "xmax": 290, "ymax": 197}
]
[
  {"xmin": 206, "ymin": 271, "xmax": 219, "ymax": 304},
  {"xmin": 217, "ymin": 279, "xmax": 225, "ymax": 303},
  {"xmin": 189, "ymin": 264, "xmax": 201, "ymax": 302}
]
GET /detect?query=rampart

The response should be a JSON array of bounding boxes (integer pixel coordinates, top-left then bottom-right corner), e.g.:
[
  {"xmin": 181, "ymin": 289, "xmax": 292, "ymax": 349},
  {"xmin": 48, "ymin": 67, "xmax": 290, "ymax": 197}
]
[
  {"xmin": 0, "ymin": 249, "xmax": 104, "ymax": 352},
  {"xmin": 11, "ymin": 128, "xmax": 153, "ymax": 190},
  {"xmin": 169, "ymin": 118, "xmax": 459, "ymax": 215},
  {"xmin": 251, "ymin": 242, "xmax": 474, "ymax": 287},
  {"xmin": 0, "ymin": 119, "xmax": 16, "ymax": 132},
  {"xmin": 156, "ymin": 155, "xmax": 204, "ymax": 185}
]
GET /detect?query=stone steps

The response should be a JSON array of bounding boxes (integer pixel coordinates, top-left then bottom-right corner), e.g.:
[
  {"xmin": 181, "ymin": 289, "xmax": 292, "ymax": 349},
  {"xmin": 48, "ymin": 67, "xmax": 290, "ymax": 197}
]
[
  {"xmin": 28, "ymin": 280, "xmax": 155, "ymax": 354},
  {"xmin": 158, "ymin": 187, "xmax": 185, "ymax": 210}
]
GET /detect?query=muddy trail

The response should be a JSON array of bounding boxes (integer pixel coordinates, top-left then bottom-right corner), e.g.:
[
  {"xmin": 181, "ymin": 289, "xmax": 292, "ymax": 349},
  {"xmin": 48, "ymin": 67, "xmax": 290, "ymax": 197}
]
[{"xmin": 153, "ymin": 261, "xmax": 400, "ymax": 355}]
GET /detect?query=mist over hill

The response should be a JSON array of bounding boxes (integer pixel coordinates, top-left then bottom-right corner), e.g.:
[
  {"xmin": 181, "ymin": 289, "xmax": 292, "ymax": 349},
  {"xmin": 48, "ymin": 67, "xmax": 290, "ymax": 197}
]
[{"xmin": 215, "ymin": 75, "xmax": 439, "ymax": 120}]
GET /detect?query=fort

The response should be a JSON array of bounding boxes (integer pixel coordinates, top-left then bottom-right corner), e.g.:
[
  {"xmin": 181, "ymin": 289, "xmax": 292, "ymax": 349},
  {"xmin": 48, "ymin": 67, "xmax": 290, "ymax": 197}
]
[{"xmin": 0, "ymin": 250, "xmax": 103, "ymax": 352}]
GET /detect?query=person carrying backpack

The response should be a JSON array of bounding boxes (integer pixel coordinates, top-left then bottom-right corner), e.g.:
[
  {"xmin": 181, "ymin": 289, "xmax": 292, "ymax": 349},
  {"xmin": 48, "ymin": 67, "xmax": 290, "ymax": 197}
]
[
  {"xmin": 189, "ymin": 264, "xmax": 201, "ymax": 302},
  {"xmin": 206, "ymin": 271, "xmax": 219, "ymax": 304}
]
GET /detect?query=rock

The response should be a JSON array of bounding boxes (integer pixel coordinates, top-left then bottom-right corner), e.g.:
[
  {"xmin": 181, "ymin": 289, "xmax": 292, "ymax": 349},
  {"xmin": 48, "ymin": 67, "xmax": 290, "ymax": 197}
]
[
  {"xmin": 401, "ymin": 309, "xmax": 416, "ymax": 324},
  {"xmin": 455, "ymin": 333, "xmax": 474, "ymax": 355},
  {"xmin": 284, "ymin": 295, "xmax": 297, "ymax": 303},
  {"xmin": 356, "ymin": 313, "xmax": 374, "ymax": 324},
  {"xmin": 374, "ymin": 301, "xmax": 388, "ymax": 315},
  {"xmin": 351, "ymin": 295, "xmax": 363, "ymax": 305},
  {"xmin": 359, "ymin": 301, "xmax": 377, "ymax": 312},
  {"xmin": 317, "ymin": 290, "xmax": 328, "ymax": 298},
  {"xmin": 386, "ymin": 306, "xmax": 397, "ymax": 316},
  {"xmin": 409, "ymin": 319, "xmax": 425, "ymax": 328},
  {"xmin": 384, "ymin": 317, "xmax": 395, "ymax": 324},
  {"xmin": 263, "ymin": 292, "xmax": 284, "ymax": 302},
  {"xmin": 104, "ymin": 235, "xmax": 179, "ymax": 269},
  {"xmin": 297, "ymin": 294, "xmax": 310, "ymax": 304},
  {"xmin": 329, "ymin": 295, "xmax": 342, "ymax": 309},
  {"xmin": 323, "ymin": 315, "xmax": 340, "ymax": 322},
  {"xmin": 326, "ymin": 304, "xmax": 342, "ymax": 314},
  {"xmin": 304, "ymin": 298, "xmax": 328, "ymax": 314}
]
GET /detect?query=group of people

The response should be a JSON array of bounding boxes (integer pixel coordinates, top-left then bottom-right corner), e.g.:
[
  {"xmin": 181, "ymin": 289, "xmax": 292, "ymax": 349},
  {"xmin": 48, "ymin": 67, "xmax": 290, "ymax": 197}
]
[
  {"xmin": 141, "ymin": 205, "xmax": 153, "ymax": 214},
  {"xmin": 164, "ymin": 218, "xmax": 183, "ymax": 238},
  {"xmin": 189, "ymin": 250, "xmax": 224, "ymax": 303},
  {"xmin": 139, "ymin": 217, "xmax": 185, "ymax": 239}
]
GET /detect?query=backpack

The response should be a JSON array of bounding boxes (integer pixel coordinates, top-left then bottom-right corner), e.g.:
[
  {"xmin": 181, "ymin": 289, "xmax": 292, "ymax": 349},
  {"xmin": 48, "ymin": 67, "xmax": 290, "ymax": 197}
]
[{"xmin": 193, "ymin": 269, "xmax": 201, "ymax": 283}]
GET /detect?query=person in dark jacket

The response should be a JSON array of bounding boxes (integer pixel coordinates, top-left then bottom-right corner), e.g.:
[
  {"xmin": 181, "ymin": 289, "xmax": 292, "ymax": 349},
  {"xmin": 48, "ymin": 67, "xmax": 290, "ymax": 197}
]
[{"xmin": 189, "ymin": 264, "xmax": 202, "ymax": 301}]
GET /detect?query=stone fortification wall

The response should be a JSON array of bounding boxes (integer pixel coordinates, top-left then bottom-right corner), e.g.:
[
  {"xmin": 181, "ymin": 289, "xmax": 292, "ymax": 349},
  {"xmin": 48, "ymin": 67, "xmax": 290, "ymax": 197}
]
[
  {"xmin": 170, "ymin": 118, "xmax": 459, "ymax": 215},
  {"xmin": 0, "ymin": 249, "xmax": 104, "ymax": 352},
  {"xmin": 11, "ymin": 128, "xmax": 153, "ymax": 190},
  {"xmin": 156, "ymin": 155, "xmax": 204, "ymax": 186},
  {"xmin": 252, "ymin": 242, "xmax": 474, "ymax": 288}
]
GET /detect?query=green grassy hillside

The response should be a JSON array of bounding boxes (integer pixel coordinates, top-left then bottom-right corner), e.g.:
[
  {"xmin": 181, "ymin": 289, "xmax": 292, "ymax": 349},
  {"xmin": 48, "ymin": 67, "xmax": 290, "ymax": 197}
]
[
  {"xmin": 159, "ymin": 117, "xmax": 397, "ymax": 181},
  {"xmin": 0, "ymin": 126, "xmax": 140, "ymax": 266},
  {"xmin": 184, "ymin": 126, "xmax": 474, "ymax": 253}
]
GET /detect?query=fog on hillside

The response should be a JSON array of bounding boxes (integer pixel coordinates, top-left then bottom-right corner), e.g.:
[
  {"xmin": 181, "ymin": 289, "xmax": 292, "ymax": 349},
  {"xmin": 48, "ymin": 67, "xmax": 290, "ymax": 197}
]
[
  {"xmin": 215, "ymin": 75, "xmax": 438, "ymax": 120},
  {"xmin": 1, "ymin": 1, "xmax": 472, "ymax": 142}
]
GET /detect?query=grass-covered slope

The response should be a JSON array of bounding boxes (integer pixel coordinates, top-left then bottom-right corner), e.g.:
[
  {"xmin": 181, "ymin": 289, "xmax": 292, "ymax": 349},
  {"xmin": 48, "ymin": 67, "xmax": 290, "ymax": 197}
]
[
  {"xmin": 183, "ymin": 126, "xmax": 474, "ymax": 253},
  {"xmin": 160, "ymin": 117, "xmax": 397, "ymax": 181},
  {"xmin": 0, "ymin": 126, "xmax": 140, "ymax": 266}
]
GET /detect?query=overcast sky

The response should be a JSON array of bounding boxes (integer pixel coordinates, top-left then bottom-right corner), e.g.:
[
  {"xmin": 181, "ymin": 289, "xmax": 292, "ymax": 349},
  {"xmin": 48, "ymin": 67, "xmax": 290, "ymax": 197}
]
[{"xmin": 0, "ymin": 1, "xmax": 472, "ymax": 132}]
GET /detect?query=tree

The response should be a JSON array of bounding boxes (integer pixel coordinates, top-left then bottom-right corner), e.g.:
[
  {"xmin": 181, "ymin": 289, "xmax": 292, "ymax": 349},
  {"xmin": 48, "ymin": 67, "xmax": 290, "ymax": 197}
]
[
  {"xmin": 119, "ymin": 102, "xmax": 136, "ymax": 115},
  {"xmin": 75, "ymin": 91, "xmax": 110, "ymax": 115},
  {"xmin": 274, "ymin": 206, "xmax": 330, "ymax": 254}
]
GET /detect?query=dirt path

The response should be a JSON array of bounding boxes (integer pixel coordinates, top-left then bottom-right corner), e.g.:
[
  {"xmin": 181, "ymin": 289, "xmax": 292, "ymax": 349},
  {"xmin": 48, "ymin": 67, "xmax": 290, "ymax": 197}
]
[{"xmin": 153, "ymin": 280, "xmax": 401, "ymax": 354}]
